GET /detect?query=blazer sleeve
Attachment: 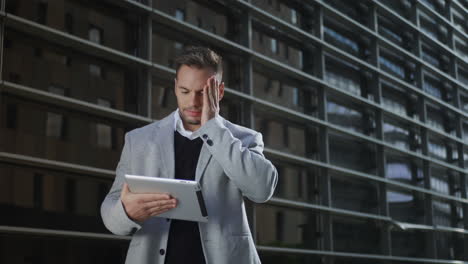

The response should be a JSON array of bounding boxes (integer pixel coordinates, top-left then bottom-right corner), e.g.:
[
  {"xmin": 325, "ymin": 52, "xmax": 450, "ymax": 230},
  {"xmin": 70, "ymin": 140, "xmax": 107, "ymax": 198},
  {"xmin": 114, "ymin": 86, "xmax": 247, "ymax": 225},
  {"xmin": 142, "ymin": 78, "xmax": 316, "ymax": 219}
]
[
  {"xmin": 197, "ymin": 116, "xmax": 278, "ymax": 203},
  {"xmin": 100, "ymin": 132, "xmax": 142, "ymax": 235}
]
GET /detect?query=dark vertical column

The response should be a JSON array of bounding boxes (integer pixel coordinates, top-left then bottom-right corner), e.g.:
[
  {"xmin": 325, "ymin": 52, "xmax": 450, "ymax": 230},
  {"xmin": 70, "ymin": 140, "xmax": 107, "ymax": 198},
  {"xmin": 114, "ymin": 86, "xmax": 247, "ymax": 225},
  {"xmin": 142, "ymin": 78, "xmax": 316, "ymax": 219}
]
[
  {"xmin": 239, "ymin": 6, "xmax": 256, "ymax": 242},
  {"xmin": 451, "ymin": 28, "xmax": 468, "ymax": 259},
  {"xmin": 0, "ymin": 0, "xmax": 5, "ymax": 81},
  {"xmin": 307, "ymin": 4, "xmax": 333, "ymax": 264},
  {"xmin": 412, "ymin": 3, "xmax": 437, "ymax": 259},
  {"xmin": 0, "ymin": 0, "xmax": 5, "ymax": 118},
  {"xmin": 240, "ymin": 8, "xmax": 254, "ymax": 129},
  {"xmin": 370, "ymin": 2, "xmax": 391, "ymax": 258},
  {"xmin": 138, "ymin": 13, "xmax": 152, "ymax": 118}
]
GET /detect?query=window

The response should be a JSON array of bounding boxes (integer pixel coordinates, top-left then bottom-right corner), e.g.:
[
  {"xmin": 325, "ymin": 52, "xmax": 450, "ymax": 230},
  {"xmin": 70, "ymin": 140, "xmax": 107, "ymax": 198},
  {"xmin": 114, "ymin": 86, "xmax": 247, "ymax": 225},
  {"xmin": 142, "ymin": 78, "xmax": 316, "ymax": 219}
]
[
  {"xmin": 291, "ymin": 9, "xmax": 298, "ymax": 25},
  {"xmin": 327, "ymin": 101, "xmax": 362, "ymax": 130},
  {"xmin": 37, "ymin": 2, "xmax": 48, "ymax": 24},
  {"xmin": 6, "ymin": 103, "xmax": 18, "ymax": 129},
  {"xmin": 5, "ymin": 38, "xmax": 12, "ymax": 49},
  {"xmin": 88, "ymin": 26, "xmax": 103, "ymax": 44},
  {"xmin": 9, "ymin": 73, "xmax": 21, "ymax": 84},
  {"xmin": 270, "ymin": 38, "xmax": 278, "ymax": 54},
  {"xmin": 333, "ymin": 217, "xmax": 381, "ymax": 254},
  {"xmin": 175, "ymin": 9, "xmax": 185, "ymax": 21},
  {"xmin": 256, "ymin": 204, "xmax": 320, "ymax": 250},
  {"xmin": 46, "ymin": 86, "xmax": 66, "ymax": 139},
  {"xmin": 324, "ymin": 26, "xmax": 359, "ymax": 54},
  {"xmin": 331, "ymin": 173, "xmax": 379, "ymax": 214},
  {"xmin": 96, "ymin": 99, "xmax": 113, "ymax": 149},
  {"xmin": 388, "ymin": 187, "xmax": 425, "ymax": 224},
  {"xmin": 381, "ymin": 83, "xmax": 418, "ymax": 119},
  {"xmin": 379, "ymin": 55, "xmax": 405, "ymax": 79},
  {"xmin": 65, "ymin": 13, "xmax": 74, "ymax": 34},
  {"xmin": 383, "ymin": 119, "xmax": 411, "ymax": 150},
  {"xmin": 325, "ymin": 56, "xmax": 362, "ymax": 96},
  {"xmin": 174, "ymin": 42, "xmax": 183, "ymax": 52},
  {"xmin": 329, "ymin": 134, "xmax": 377, "ymax": 174},
  {"xmin": 89, "ymin": 64, "xmax": 103, "ymax": 78},
  {"xmin": 65, "ymin": 178, "xmax": 76, "ymax": 212},
  {"xmin": 275, "ymin": 211, "xmax": 284, "ymax": 241},
  {"xmin": 33, "ymin": 173, "xmax": 44, "ymax": 209},
  {"xmin": 386, "ymin": 156, "xmax": 424, "ymax": 185},
  {"xmin": 423, "ymin": 76, "xmax": 442, "ymax": 99},
  {"xmin": 378, "ymin": 22, "xmax": 403, "ymax": 45}
]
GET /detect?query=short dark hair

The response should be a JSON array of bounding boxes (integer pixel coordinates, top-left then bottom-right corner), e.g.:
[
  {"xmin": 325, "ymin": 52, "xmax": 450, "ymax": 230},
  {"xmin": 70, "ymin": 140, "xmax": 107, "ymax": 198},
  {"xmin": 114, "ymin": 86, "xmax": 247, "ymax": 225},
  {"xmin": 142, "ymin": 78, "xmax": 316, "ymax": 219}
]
[{"xmin": 174, "ymin": 46, "xmax": 223, "ymax": 81}]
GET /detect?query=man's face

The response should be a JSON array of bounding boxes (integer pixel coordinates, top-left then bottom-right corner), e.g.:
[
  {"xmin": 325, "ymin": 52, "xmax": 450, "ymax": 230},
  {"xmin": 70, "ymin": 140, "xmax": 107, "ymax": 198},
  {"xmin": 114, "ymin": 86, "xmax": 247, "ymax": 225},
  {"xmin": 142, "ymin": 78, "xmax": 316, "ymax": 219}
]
[{"xmin": 174, "ymin": 65, "xmax": 223, "ymax": 131}]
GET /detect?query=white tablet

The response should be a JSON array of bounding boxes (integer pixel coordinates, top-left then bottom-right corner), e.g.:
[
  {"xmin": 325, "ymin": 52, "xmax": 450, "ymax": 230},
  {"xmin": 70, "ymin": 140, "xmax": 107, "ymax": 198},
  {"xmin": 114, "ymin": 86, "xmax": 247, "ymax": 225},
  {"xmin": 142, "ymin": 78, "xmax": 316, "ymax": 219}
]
[{"xmin": 125, "ymin": 174, "xmax": 208, "ymax": 222}]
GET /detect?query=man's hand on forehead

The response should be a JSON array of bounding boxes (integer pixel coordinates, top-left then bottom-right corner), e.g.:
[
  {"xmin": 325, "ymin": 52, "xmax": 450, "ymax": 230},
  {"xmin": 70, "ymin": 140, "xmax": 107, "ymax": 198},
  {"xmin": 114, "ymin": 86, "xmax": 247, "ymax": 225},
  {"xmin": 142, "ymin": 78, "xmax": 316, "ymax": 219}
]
[{"xmin": 201, "ymin": 75, "xmax": 222, "ymax": 126}]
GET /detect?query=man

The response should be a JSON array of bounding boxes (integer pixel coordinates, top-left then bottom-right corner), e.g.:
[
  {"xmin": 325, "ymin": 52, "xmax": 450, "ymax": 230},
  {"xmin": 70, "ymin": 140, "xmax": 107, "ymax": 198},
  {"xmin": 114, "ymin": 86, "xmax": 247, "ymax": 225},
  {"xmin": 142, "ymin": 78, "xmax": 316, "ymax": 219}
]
[{"xmin": 101, "ymin": 46, "xmax": 278, "ymax": 264}]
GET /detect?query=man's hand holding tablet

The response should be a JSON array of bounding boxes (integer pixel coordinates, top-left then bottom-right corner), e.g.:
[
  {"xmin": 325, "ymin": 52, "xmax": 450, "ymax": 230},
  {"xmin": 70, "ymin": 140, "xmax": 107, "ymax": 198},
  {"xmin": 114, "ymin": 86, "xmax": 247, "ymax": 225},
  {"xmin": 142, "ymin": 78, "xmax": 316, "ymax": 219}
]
[{"xmin": 120, "ymin": 183, "xmax": 177, "ymax": 222}]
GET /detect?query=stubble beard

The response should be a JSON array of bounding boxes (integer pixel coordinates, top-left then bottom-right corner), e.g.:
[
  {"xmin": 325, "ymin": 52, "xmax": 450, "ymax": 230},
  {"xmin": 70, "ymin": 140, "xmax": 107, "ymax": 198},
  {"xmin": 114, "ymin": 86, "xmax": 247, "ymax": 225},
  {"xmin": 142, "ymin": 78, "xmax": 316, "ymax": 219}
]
[{"xmin": 181, "ymin": 112, "xmax": 201, "ymax": 125}]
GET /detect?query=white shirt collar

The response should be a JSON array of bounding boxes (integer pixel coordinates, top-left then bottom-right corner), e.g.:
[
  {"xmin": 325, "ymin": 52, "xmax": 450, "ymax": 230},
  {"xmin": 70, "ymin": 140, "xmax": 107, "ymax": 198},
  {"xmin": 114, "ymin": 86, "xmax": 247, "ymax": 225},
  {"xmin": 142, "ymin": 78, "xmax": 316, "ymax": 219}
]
[{"xmin": 173, "ymin": 109, "xmax": 200, "ymax": 140}]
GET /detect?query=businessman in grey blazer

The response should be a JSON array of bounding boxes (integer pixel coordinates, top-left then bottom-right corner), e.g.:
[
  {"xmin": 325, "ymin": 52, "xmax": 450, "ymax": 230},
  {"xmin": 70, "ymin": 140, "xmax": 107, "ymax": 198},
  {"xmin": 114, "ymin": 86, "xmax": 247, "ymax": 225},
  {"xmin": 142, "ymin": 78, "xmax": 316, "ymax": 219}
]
[{"xmin": 101, "ymin": 46, "xmax": 278, "ymax": 264}]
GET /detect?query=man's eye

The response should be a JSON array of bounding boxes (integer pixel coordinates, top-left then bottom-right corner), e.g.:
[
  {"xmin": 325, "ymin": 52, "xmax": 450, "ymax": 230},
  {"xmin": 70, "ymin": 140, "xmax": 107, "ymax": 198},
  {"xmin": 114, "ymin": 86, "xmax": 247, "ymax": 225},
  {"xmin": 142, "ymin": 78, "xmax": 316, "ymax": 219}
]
[{"xmin": 181, "ymin": 91, "xmax": 189, "ymax": 94}]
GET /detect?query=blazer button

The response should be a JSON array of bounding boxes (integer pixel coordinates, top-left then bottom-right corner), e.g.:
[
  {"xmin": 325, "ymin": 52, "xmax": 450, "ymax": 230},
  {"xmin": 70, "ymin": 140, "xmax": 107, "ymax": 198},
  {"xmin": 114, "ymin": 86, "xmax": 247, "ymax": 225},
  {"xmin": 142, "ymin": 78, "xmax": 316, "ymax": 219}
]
[
  {"xmin": 207, "ymin": 139, "xmax": 213, "ymax": 146},
  {"xmin": 160, "ymin": 249, "xmax": 165, "ymax": 255},
  {"xmin": 202, "ymin": 134, "xmax": 208, "ymax": 139}
]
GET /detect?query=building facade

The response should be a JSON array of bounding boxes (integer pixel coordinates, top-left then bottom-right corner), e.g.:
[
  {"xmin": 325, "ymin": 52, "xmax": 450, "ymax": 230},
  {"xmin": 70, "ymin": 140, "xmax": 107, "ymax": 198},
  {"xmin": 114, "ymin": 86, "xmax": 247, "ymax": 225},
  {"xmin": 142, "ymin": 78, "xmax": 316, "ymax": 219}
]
[{"xmin": 1, "ymin": 0, "xmax": 468, "ymax": 263}]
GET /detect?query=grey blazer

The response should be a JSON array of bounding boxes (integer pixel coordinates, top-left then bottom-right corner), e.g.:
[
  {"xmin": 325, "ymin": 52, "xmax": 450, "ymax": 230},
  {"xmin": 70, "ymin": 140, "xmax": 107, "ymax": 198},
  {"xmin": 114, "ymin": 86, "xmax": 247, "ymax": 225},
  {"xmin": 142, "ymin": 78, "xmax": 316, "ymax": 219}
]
[{"xmin": 100, "ymin": 112, "xmax": 278, "ymax": 264}]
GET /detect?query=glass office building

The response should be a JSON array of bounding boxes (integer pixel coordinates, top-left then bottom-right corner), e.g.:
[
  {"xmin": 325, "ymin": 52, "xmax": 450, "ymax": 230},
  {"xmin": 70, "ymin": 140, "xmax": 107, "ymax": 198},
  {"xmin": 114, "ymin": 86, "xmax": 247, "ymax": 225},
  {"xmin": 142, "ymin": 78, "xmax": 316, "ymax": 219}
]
[{"xmin": 1, "ymin": 0, "xmax": 468, "ymax": 263}]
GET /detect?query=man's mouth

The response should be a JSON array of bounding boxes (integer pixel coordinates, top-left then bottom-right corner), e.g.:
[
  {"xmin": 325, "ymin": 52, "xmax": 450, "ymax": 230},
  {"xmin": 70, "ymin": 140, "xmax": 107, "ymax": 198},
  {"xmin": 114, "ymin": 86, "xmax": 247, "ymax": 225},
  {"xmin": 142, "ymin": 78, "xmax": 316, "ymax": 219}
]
[{"xmin": 185, "ymin": 110, "xmax": 201, "ymax": 117}]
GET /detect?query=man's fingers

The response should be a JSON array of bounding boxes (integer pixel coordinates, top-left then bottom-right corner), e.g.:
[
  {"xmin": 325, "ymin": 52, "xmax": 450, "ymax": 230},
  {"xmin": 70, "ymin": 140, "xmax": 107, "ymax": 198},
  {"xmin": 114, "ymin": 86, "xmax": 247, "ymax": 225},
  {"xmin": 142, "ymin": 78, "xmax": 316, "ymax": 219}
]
[
  {"xmin": 214, "ymin": 79, "xmax": 219, "ymax": 104},
  {"xmin": 136, "ymin": 193, "xmax": 172, "ymax": 203},
  {"xmin": 203, "ymin": 85, "xmax": 209, "ymax": 103},
  {"xmin": 149, "ymin": 205, "xmax": 176, "ymax": 217},
  {"xmin": 144, "ymin": 198, "xmax": 177, "ymax": 209}
]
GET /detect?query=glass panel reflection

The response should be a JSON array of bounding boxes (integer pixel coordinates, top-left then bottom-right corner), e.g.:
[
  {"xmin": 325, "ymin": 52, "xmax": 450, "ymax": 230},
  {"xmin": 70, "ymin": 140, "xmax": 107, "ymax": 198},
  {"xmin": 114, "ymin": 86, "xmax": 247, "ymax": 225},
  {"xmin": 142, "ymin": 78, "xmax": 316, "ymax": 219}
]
[
  {"xmin": 332, "ymin": 216, "xmax": 381, "ymax": 254},
  {"xmin": 255, "ymin": 204, "xmax": 320, "ymax": 250},
  {"xmin": 383, "ymin": 118, "xmax": 420, "ymax": 152},
  {"xmin": 254, "ymin": 108, "xmax": 318, "ymax": 159},
  {"xmin": 329, "ymin": 133, "xmax": 377, "ymax": 174},
  {"xmin": 387, "ymin": 188, "xmax": 425, "ymax": 224},
  {"xmin": 6, "ymin": 0, "xmax": 139, "ymax": 56},
  {"xmin": 325, "ymin": 56, "xmax": 365, "ymax": 97},
  {"xmin": 0, "ymin": 233, "xmax": 128, "ymax": 264},
  {"xmin": 1, "ymin": 94, "xmax": 134, "ymax": 170},
  {"xmin": 385, "ymin": 154, "xmax": 424, "ymax": 187},
  {"xmin": 430, "ymin": 166, "xmax": 453, "ymax": 195},
  {"xmin": 3, "ymin": 30, "xmax": 141, "ymax": 115},
  {"xmin": 253, "ymin": 71, "xmax": 318, "ymax": 116},
  {"xmin": 330, "ymin": 172, "xmax": 379, "ymax": 214},
  {"xmin": 273, "ymin": 161, "xmax": 319, "ymax": 203},
  {"xmin": 391, "ymin": 230, "xmax": 427, "ymax": 258},
  {"xmin": 259, "ymin": 251, "xmax": 320, "ymax": 264},
  {"xmin": 252, "ymin": 28, "xmax": 303, "ymax": 70},
  {"xmin": 0, "ymin": 163, "xmax": 112, "ymax": 233},
  {"xmin": 327, "ymin": 100, "xmax": 375, "ymax": 137},
  {"xmin": 153, "ymin": 0, "xmax": 230, "ymax": 40},
  {"xmin": 433, "ymin": 199, "xmax": 463, "ymax": 228},
  {"xmin": 435, "ymin": 232, "xmax": 465, "ymax": 260}
]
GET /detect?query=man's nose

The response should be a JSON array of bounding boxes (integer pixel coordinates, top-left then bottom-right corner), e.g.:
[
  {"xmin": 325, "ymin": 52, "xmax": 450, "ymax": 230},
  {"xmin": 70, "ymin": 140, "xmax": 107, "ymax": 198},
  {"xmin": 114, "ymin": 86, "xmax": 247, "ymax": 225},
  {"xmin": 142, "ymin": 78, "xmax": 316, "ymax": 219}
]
[{"xmin": 189, "ymin": 92, "xmax": 203, "ymax": 107}]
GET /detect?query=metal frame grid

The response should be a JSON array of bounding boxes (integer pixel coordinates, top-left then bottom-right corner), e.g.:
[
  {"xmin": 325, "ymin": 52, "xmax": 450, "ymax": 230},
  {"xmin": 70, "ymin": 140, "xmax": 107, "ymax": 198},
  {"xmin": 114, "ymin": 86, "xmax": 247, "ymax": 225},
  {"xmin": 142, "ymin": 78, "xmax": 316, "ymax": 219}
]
[{"xmin": 1, "ymin": 0, "xmax": 468, "ymax": 263}]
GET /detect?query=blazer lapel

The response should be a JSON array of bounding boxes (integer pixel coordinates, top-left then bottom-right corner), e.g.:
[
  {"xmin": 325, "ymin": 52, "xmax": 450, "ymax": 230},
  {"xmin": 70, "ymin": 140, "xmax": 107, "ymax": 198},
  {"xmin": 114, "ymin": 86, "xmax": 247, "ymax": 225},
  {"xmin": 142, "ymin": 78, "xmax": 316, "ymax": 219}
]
[{"xmin": 153, "ymin": 113, "xmax": 175, "ymax": 179}]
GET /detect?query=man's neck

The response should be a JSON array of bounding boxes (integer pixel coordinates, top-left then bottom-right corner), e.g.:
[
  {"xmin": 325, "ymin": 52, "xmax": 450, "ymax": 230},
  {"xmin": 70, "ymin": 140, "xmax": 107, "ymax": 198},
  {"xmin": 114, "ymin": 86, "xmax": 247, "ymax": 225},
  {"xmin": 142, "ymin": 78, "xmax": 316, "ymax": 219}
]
[{"xmin": 183, "ymin": 122, "xmax": 200, "ymax": 132}]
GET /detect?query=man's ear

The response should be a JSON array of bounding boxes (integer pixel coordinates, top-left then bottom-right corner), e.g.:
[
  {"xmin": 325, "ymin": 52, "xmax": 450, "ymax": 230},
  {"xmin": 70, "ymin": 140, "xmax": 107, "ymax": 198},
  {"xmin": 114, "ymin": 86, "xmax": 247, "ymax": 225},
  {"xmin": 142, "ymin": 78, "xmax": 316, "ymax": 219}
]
[{"xmin": 219, "ymin": 82, "xmax": 225, "ymax": 101}]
